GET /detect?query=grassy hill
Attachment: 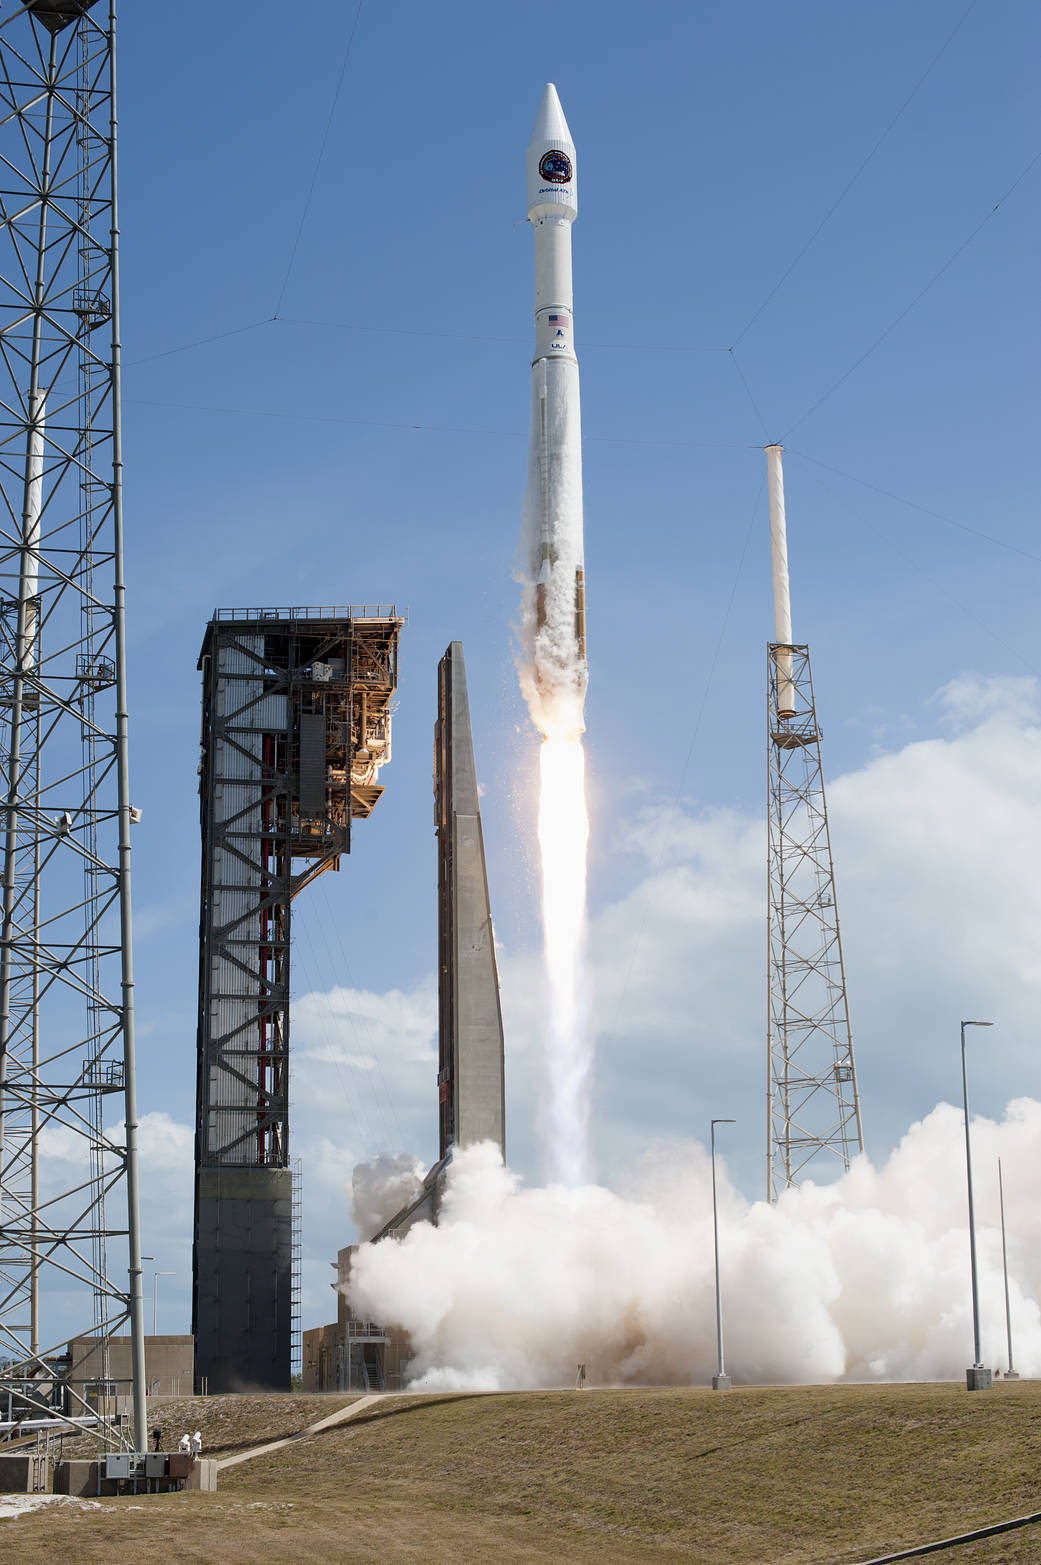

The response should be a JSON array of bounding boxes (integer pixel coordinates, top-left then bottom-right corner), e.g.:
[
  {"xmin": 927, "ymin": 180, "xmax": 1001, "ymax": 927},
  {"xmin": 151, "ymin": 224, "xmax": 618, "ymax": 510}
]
[{"xmin": 4, "ymin": 1381, "xmax": 1041, "ymax": 1563}]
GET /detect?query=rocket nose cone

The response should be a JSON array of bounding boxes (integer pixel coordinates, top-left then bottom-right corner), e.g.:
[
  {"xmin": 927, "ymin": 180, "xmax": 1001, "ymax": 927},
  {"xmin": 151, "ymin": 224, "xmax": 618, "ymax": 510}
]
[
  {"xmin": 529, "ymin": 82, "xmax": 573, "ymax": 149},
  {"xmin": 527, "ymin": 82, "xmax": 578, "ymax": 220}
]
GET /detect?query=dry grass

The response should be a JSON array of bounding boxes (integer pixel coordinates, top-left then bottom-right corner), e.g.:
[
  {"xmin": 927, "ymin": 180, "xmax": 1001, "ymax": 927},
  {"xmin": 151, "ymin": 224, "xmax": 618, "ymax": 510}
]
[
  {"xmin": 55, "ymin": 1391, "xmax": 360, "ymax": 1462},
  {"xmin": 3, "ymin": 1381, "xmax": 1041, "ymax": 1563},
  {"xmin": 58, "ymin": 1395, "xmax": 361, "ymax": 1464}
]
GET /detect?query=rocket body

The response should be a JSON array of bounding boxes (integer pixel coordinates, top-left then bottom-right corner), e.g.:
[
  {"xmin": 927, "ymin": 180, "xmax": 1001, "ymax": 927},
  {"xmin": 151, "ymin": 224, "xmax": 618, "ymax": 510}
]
[
  {"xmin": 765, "ymin": 444, "xmax": 796, "ymax": 719},
  {"xmin": 524, "ymin": 84, "xmax": 587, "ymax": 733}
]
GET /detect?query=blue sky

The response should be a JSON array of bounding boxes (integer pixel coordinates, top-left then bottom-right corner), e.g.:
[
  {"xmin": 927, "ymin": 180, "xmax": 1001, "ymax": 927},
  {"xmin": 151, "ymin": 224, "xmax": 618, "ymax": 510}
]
[{"xmin": 111, "ymin": 1, "xmax": 1041, "ymax": 1332}]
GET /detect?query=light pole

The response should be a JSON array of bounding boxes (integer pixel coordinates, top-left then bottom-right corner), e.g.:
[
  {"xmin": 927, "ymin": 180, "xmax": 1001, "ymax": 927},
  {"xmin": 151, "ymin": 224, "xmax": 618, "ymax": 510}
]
[
  {"xmin": 711, "ymin": 1118, "xmax": 736, "ymax": 1391},
  {"xmin": 960, "ymin": 1021, "xmax": 992, "ymax": 1391},
  {"xmin": 998, "ymin": 1159, "xmax": 1019, "ymax": 1380},
  {"xmin": 153, "ymin": 1271, "xmax": 175, "ymax": 1337}
]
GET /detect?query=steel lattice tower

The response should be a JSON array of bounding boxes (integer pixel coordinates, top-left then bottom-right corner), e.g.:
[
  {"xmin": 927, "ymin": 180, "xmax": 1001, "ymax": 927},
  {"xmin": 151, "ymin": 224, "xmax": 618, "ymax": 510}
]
[
  {"xmin": 765, "ymin": 446, "xmax": 863, "ymax": 1200},
  {"xmin": 0, "ymin": 0, "xmax": 147, "ymax": 1447}
]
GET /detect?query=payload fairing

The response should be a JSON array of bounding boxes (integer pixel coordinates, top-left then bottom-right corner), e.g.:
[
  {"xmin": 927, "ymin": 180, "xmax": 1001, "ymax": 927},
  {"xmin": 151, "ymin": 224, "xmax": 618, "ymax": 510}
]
[{"xmin": 524, "ymin": 83, "xmax": 587, "ymax": 729}]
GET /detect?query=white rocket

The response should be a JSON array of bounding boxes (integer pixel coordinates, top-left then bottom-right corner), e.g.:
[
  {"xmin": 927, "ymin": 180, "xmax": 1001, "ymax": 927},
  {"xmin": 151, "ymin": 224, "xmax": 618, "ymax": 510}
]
[
  {"xmin": 525, "ymin": 83, "xmax": 587, "ymax": 722},
  {"xmin": 765, "ymin": 444, "xmax": 796, "ymax": 719}
]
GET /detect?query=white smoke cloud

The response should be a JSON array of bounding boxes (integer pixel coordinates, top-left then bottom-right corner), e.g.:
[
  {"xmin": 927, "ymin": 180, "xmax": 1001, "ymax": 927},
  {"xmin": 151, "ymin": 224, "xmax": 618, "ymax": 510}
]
[
  {"xmin": 348, "ymin": 1099, "xmax": 1041, "ymax": 1390},
  {"xmin": 349, "ymin": 1152, "xmax": 426, "ymax": 1242}
]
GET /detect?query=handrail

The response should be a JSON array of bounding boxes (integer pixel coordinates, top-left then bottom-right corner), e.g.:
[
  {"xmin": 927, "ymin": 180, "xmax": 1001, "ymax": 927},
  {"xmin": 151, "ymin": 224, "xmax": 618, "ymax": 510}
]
[{"xmin": 212, "ymin": 605, "xmax": 406, "ymax": 624}]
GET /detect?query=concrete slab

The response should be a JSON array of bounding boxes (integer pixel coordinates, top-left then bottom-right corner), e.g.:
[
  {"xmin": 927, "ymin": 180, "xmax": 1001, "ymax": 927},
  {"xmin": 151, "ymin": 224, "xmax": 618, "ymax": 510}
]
[
  {"xmin": 0, "ymin": 1453, "xmax": 49, "ymax": 1493},
  {"xmin": 216, "ymin": 1395, "xmax": 380, "ymax": 1470},
  {"xmin": 182, "ymin": 1459, "xmax": 218, "ymax": 1492},
  {"xmin": 53, "ymin": 1460, "xmax": 104, "ymax": 1497}
]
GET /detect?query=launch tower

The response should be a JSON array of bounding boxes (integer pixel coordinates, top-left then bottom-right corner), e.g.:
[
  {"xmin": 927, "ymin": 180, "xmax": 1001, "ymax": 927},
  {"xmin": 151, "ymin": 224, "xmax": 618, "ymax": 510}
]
[
  {"xmin": 194, "ymin": 605, "xmax": 402, "ymax": 1391},
  {"xmin": 765, "ymin": 446, "xmax": 863, "ymax": 1200},
  {"xmin": 0, "ymin": 0, "xmax": 148, "ymax": 1447}
]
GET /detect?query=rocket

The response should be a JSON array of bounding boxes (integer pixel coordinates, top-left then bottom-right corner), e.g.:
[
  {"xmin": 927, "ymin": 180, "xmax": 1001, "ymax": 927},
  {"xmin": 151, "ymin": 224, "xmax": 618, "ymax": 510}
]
[
  {"xmin": 525, "ymin": 84, "xmax": 587, "ymax": 721},
  {"xmin": 765, "ymin": 444, "xmax": 796, "ymax": 720}
]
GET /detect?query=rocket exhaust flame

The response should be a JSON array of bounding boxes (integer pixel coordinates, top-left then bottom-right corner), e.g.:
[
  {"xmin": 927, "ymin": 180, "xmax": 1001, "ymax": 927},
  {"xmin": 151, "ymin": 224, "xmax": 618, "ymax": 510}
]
[
  {"xmin": 537, "ymin": 736, "xmax": 591, "ymax": 1186},
  {"xmin": 519, "ymin": 84, "xmax": 592, "ymax": 1185}
]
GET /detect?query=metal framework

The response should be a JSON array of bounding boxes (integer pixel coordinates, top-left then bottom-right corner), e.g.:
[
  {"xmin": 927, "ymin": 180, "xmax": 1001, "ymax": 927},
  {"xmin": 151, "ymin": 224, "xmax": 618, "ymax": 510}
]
[
  {"xmin": 0, "ymin": 0, "xmax": 147, "ymax": 1448},
  {"xmin": 290, "ymin": 1153, "xmax": 301, "ymax": 1380},
  {"xmin": 194, "ymin": 605, "xmax": 402, "ymax": 1391},
  {"xmin": 767, "ymin": 643, "xmax": 863, "ymax": 1199}
]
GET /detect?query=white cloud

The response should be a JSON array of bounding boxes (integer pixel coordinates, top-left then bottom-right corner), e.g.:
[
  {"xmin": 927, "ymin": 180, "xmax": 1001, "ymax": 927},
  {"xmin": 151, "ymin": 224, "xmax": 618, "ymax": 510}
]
[
  {"xmin": 936, "ymin": 672, "xmax": 1039, "ymax": 731},
  {"xmin": 562, "ymin": 673, "xmax": 1041, "ymax": 1192}
]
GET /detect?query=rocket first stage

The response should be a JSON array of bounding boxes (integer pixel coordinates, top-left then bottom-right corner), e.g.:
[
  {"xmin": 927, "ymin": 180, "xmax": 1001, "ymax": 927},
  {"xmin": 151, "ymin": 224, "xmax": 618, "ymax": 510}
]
[{"xmin": 524, "ymin": 83, "xmax": 587, "ymax": 733}]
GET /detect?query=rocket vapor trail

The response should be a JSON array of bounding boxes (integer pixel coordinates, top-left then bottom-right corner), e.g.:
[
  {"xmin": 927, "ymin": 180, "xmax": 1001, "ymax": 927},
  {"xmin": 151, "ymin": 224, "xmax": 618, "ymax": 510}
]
[
  {"xmin": 519, "ymin": 85, "xmax": 592, "ymax": 1185},
  {"xmin": 348, "ymin": 1099, "xmax": 1041, "ymax": 1392}
]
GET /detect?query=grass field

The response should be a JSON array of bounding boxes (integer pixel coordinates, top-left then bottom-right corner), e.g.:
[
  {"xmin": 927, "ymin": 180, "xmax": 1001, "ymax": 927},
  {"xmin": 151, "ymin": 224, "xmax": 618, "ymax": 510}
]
[
  {"xmin": 55, "ymin": 1392, "xmax": 362, "ymax": 1463},
  {"xmin": 3, "ymin": 1381, "xmax": 1040, "ymax": 1563}
]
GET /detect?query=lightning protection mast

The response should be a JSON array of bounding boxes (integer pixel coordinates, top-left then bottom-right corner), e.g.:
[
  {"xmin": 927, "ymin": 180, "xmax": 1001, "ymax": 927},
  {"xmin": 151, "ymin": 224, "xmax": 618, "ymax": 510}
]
[
  {"xmin": 765, "ymin": 445, "xmax": 863, "ymax": 1201},
  {"xmin": 0, "ymin": 0, "xmax": 147, "ymax": 1449}
]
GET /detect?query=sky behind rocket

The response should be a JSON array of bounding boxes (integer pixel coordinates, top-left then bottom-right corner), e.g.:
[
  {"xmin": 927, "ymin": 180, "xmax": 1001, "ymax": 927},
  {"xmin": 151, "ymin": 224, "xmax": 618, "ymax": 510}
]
[{"xmin": 112, "ymin": 0, "xmax": 1040, "ymax": 1332}]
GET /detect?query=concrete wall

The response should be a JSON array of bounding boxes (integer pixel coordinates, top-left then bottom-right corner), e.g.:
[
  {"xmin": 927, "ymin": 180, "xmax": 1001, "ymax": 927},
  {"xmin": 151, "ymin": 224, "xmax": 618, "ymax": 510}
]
[
  {"xmin": 303, "ymin": 1247, "xmax": 411, "ymax": 1393},
  {"xmin": 0, "ymin": 1454, "xmax": 49, "ymax": 1493},
  {"xmin": 194, "ymin": 1165, "xmax": 292, "ymax": 1392},
  {"xmin": 54, "ymin": 1460, "xmax": 104, "ymax": 1497},
  {"xmin": 183, "ymin": 1458, "xmax": 218, "ymax": 1492},
  {"xmin": 66, "ymin": 1335, "xmax": 194, "ymax": 1402},
  {"xmin": 302, "ymin": 1323, "xmax": 340, "ymax": 1392}
]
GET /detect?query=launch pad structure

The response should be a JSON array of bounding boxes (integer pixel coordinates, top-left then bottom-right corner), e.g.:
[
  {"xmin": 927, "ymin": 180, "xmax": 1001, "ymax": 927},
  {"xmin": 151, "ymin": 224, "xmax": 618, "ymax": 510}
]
[
  {"xmin": 194, "ymin": 605, "xmax": 403, "ymax": 1392},
  {"xmin": 304, "ymin": 641, "xmax": 505, "ymax": 1391},
  {"xmin": 765, "ymin": 446, "xmax": 863, "ymax": 1200},
  {"xmin": 0, "ymin": 0, "xmax": 148, "ymax": 1449}
]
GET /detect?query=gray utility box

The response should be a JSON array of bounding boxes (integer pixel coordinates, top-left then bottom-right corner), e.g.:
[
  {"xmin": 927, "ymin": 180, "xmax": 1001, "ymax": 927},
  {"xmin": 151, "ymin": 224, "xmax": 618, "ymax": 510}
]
[
  {"xmin": 104, "ymin": 1453, "xmax": 133, "ymax": 1480},
  {"xmin": 144, "ymin": 1453, "xmax": 167, "ymax": 1478}
]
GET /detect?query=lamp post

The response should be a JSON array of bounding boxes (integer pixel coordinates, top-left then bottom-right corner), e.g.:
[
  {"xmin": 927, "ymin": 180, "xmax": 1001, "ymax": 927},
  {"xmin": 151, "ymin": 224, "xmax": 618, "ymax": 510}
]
[
  {"xmin": 711, "ymin": 1118, "xmax": 736, "ymax": 1391},
  {"xmin": 153, "ymin": 1271, "xmax": 175, "ymax": 1337},
  {"xmin": 960, "ymin": 1021, "xmax": 992, "ymax": 1391},
  {"xmin": 998, "ymin": 1159, "xmax": 1019, "ymax": 1380}
]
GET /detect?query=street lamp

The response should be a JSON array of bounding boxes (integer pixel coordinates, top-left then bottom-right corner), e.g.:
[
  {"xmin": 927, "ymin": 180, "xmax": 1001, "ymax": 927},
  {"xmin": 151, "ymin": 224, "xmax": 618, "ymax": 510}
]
[
  {"xmin": 998, "ymin": 1159, "xmax": 1019, "ymax": 1380},
  {"xmin": 960, "ymin": 1021, "xmax": 993, "ymax": 1391},
  {"xmin": 153, "ymin": 1271, "xmax": 175, "ymax": 1337},
  {"xmin": 710, "ymin": 1118, "xmax": 736, "ymax": 1391}
]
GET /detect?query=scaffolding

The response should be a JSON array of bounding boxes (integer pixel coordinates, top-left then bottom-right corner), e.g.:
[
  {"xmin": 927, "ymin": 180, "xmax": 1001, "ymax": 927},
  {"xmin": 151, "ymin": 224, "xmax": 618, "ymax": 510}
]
[
  {"xmin": 0, "ymin": 0, "xmax": 146, "ymax": 1448},
  {"xmin": 194, "ymin": 606, "xmax": 403, "ymax": 1390},
  {"xmin": 290, "ymin": 1156, "xmax": 302, "ymax": 1381},
  {"xmin": 766, "ymin": 647, "xmax": 865, "ymax": 1198}
]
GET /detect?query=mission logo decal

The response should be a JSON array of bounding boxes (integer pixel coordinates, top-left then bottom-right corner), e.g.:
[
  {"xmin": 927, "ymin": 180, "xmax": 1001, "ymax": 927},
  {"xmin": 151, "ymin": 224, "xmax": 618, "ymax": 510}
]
[{"xmin": 539, "ymin": 149, "xmax": 573, "ymax": 184}]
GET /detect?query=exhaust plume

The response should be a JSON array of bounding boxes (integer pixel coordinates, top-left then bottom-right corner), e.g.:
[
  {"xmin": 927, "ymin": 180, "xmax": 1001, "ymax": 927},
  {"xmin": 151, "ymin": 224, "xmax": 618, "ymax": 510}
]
[{"xmin": 348, "ymin": 1098, "xmax": 1041, "ymax": 1390}]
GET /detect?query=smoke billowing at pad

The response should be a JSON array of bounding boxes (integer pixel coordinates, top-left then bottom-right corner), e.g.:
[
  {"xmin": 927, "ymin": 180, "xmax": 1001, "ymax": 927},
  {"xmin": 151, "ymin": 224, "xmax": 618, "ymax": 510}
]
[
  {"xmin": 518, "ymin": 85, "xmax": 593, "ymax": 1184},
  {"xmin": 349, "ymin": 1152, "xmax": 426, "ymax": 1240},
  {"xmin": 348, "ymin": 1099, "xmax": 1041, "ymax": 1391}
]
